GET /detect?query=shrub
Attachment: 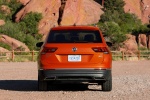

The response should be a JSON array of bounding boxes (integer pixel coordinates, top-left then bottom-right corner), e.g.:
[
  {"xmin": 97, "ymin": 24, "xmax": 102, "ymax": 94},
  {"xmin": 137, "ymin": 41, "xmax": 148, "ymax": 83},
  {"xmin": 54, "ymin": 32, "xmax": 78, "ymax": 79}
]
[
  {"xmin": 0, "ymin": 4, "xmax": 43, "ymax": 50},
  {"xmin": 0, "ymin": 21, "xmax": 25, "ymax": 41},
  {"xmin": 0, "ymin": 42, "xmax": 11, "ymax": 50},
  {"xmin": 98, "ymin": 21, "xmax": 126, "ymax": 50},
  {"xmin": 0, "ymin": 0, "xmax": 22, "ymax": 20},
  {"xmin": 98, "ymin": 0, "xmax": 150, "ymax": 50},
  {"xmin": 20, "ymin": 12, "xmax": 42, "ymax": 36},
  {"xmin": 23, "ymin": 34, "xmax": 38, "ymax": 50}
]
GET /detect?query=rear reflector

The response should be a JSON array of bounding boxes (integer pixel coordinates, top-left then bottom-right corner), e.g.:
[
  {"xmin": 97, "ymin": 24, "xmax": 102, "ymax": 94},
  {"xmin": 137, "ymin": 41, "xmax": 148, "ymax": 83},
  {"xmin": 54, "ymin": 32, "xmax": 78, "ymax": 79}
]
[
  {"xmin": 92, "ymin": 47, "xmax": 109, "ymax": 54},
  {"xmin": 94, "ymin": 68, "xmax": 107, "ymax": 70},
  {"xmin": 41, "ymin": 47, "xmax": 57, "ymax": 54}
]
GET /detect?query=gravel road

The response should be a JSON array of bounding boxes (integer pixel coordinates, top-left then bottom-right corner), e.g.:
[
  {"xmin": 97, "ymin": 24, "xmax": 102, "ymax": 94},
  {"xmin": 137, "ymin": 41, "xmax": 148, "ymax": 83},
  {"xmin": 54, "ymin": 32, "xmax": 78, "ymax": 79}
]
[{"xmin": 0, "ymin": 61, "xmax": 150, "ymax": 100}]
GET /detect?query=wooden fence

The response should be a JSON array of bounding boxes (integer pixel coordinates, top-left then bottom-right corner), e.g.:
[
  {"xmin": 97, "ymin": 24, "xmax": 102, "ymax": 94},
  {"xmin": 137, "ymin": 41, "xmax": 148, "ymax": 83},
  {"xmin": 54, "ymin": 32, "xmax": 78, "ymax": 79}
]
[
  {"xmin": 111, "ymin": 51, "xmax": 150, "ymax": 60},
  {"xmin": 0, "ymin": 50, "xmax": 150, "ymax": 62},
  {"xmin": 0, "ymin": 50, "xmax": 39, "ymax": 62}
]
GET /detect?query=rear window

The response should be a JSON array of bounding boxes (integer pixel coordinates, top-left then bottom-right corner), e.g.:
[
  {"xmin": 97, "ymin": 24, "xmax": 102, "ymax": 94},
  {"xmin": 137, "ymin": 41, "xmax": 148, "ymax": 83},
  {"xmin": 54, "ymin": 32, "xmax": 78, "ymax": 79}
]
[{"xmin": 47, "ymin": 30, "xmax": 102, "ymax": 43}]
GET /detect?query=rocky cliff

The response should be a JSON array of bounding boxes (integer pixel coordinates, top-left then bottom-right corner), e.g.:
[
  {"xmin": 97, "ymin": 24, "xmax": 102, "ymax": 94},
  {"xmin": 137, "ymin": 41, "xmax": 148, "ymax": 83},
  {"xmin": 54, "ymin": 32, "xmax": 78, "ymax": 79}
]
[
  {"xmin": 124, "ymin": 0, "xmax": 150, "ymax": 24},
  {"xmin": 1, "ymin": 0, "xmax": 150, "ymax": 52},
  {"xmin": 18, "ymin": 0, "xmax": 150, "ymax": 27},
  {"xmin": 15, "ymin": 0, "xmax": 103, "ymax": 36}
]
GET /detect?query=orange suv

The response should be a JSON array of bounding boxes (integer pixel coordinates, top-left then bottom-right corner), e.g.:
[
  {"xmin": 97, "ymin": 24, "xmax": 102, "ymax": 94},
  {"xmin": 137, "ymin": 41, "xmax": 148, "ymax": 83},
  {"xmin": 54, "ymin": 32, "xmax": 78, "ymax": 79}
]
[{"xmin": 36, "ymin": 25, "xmax": 112, "ymax": 91}]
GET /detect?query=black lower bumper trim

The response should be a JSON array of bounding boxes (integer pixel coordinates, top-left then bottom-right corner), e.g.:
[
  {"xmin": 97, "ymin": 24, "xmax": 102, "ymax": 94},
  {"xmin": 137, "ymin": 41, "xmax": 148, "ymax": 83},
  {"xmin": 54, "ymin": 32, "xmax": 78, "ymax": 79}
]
[{"xmin": 39, "ymin": 69, "xmax": 111, "ymax": 82}]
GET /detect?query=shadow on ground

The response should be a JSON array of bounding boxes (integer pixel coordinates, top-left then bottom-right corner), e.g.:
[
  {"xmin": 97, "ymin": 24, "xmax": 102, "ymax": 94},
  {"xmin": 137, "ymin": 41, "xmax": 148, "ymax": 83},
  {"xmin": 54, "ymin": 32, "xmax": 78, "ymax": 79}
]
[
  {"xmin": 48, "ymin": 84, "xmax": 89, "ymax": 91},
  {"xmin": 0, "ymin": 80, "xmax": 37, "ymax": 91},
  {"xmin": 0, "ymin": 80, "xmax": 100, "ymax": 91}
]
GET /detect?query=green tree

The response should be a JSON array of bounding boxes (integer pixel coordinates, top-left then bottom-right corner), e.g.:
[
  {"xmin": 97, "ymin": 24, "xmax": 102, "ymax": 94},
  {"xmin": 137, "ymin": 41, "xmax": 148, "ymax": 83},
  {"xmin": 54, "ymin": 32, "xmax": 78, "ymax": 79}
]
[
  {"xmin": 119, "ymin": 13, "xmax": 142, "ymax": 33},
  {"xmin": 104, "ymin": 0, "xmax": 125, "ymax": 13},
  {"xmin": 99, "ymin": 0, "xmax": 126, "ymax": 49},
  {"xmin": 98, "ymin": 22, "xmax": 126, "ymax": 50},
  {"xmin": 100, "ymin": 0, "xmax": 125, "ymax": 23},
  {"xmin": 98, "ymin": 0, "xmax": 149, "ymax": 50},
  {"xmin": 20, "ymin": 12, "xmax": 42, "ymax": 36},
  {"xmin": 0, "ymin": 42, "xmax": 11, "ymax": 50},
  {"xmin": 0, "ymin": 21, "xmax": 25, "ymax": 41}
]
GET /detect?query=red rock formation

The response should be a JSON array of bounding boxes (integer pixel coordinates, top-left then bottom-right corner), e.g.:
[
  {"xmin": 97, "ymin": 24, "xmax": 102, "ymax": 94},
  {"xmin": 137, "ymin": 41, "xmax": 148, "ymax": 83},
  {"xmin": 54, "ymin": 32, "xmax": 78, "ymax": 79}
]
[
  {"xmin": 138, "ymin": 34, "xmax": 147, "ymax": 48},
  {"xmin": 141, "ymin": 0, "xmax": 150, "ymax": 24},
  {"xmin": 0, "ymin": 20, "xmax": 5, "ymax": 26},
  {"xmin": 0, "ymin": 47, "xmax": 9, "ymax": 52},
  {"xmin": 60, "ymin": 0, "xmax": 103, "ymax": 25},
  {"xmin": 15, "ymin": 0, "xmax": 103, "ymax": 36},
  {"xmin": 0, "ymin": 35, "xmax": 30, "ymax": 51},
  {"xmin": 124, "ymin": 0, "xmax": 141, "ymax": 19},
  {"xmin": 148, "ymin": 34, "xmax": 150, "ymax": 49},
  {"xmin": 14, "ymin": 0, "xmax": 150, "ymax": 51},
  {"xmin": 120, "ymin": 34, "xmax": 138, "ymax": 54},
  {"xmin": 124, "ymin": 0, "xmax": 150, "ymax": 24},
  {"xmin": 0, "ymin": 5, "xmax": 11, "ymax": 15},
  {"xmin": 19, "ymin": 0, "xmax": 31, "ymax": 5},
  {"xmin": 123, "ymin": 0, "xmax": 150, "ymax": 50},
  {"xmin": 15, "ymin": 0, "xmax": 61, "ymax": 36},
  {"xmin": 0, "ymin": 47, "xmax": 11, "ymax": 58}
]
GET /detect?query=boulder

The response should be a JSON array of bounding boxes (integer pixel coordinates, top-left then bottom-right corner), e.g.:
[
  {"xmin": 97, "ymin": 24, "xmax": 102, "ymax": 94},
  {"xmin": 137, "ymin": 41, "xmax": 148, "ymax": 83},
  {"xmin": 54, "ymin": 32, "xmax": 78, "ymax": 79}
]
[
  {"xmin": 120, "ymin": 34, "xmax": 138, "ymax": 55},
  {"xmin": 0, "ymin": 47, "xmax": 11, "ymax": 59},
  {"xmin": 138, "ymin": 34, "xmax": 147, "ymax": 48},
  {"xmin": 0, "ymin": 35, "xmax": 30, "ymax": 51},
  {"xmin": 0, "ymin": 47, "xmax": 9, "ymax": 52},
  {"xmin": 0, "ymin": 5, "xmax": 11, "ymax": 15},
  {"xmin": 60, "ymin": 0, "xmax": 103, "ymax": 25},
  {"xmin": 0, "ymin": 20, "xmax": 5, "ymax": 26}
]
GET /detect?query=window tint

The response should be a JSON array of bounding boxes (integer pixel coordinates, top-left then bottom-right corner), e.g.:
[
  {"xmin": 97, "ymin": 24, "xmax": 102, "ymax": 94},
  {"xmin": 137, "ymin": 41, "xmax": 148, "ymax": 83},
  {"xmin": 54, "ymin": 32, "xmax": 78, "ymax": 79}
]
[{"xmin": 47, "ymin": 30, "xmax": 102, "ymax": 43}]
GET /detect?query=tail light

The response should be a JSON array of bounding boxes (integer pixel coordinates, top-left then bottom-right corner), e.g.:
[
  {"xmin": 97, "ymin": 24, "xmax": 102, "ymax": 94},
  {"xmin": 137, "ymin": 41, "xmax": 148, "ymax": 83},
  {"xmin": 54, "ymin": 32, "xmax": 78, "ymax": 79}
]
[
  {"xmin": 41, "ymin": 47, "xmax": 57, "ymax": 54},
  {"xmin": 92, "ymin": 47, "xmax": 109, "ymax": 54}
]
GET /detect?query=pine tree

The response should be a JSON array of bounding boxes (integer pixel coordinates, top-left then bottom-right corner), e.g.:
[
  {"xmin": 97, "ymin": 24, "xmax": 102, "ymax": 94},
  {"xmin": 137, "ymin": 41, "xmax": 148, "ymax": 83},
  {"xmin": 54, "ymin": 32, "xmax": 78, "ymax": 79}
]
[
  {"xmin": 100, "ymin": 0, "xmax": 125, "ymax": 23},
  {"xmin": 104, "ymin": 0, "xmax": 125, "ymax": 13}
]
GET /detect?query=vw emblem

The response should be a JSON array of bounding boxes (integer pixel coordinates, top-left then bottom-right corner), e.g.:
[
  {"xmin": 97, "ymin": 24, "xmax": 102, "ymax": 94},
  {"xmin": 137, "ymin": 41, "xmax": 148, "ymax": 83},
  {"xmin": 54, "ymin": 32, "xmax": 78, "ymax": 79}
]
[{"xmin": 72, "ymin": 47, "xmax": 77, "ymax": 52}]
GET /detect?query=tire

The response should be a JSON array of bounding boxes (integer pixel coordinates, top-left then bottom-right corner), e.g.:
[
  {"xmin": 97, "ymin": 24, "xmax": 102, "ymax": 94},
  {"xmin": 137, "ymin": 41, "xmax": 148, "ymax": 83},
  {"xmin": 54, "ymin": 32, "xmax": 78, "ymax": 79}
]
[
  {"xmin": 38, "ymin": 76, "xmax": 48, "ymax": 91},
  {"xmin": 101, "ymin": 75, "xmax": 112, "ymax": 91}
]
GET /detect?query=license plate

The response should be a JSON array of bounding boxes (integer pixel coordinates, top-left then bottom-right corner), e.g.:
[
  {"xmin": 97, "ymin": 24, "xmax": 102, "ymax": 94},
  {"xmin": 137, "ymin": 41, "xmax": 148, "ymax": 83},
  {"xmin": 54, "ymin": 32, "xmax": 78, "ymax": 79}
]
[{"xmin": 68, "ymin": 55, "xmax": 81, "ymax": 62}]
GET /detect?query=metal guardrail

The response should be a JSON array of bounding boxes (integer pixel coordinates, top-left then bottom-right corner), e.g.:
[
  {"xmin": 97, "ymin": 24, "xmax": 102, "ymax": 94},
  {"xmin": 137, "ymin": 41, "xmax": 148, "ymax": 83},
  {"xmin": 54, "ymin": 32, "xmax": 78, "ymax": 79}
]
[{"xmin": 0, "ymin": 50, "xmax": 150, "ymax": 62}]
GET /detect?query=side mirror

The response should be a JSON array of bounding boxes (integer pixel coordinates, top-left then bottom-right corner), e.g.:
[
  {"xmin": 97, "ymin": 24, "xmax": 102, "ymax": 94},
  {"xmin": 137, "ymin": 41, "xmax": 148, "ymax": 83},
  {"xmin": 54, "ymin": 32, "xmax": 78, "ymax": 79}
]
[
  {"xmin": 36, "ymin": 42, "xmax": 44, "ymax": 47},
  {"xmin": 106, "ymin": 42, "xmax": 112, "ymax": 47}
]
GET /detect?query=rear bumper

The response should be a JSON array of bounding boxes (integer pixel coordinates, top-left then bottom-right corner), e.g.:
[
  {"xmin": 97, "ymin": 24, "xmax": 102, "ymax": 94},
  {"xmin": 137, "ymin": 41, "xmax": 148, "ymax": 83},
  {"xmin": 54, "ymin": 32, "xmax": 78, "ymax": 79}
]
[{"xmin": 38, "ymin": 69, "xmax": 111, "ymax": 82}]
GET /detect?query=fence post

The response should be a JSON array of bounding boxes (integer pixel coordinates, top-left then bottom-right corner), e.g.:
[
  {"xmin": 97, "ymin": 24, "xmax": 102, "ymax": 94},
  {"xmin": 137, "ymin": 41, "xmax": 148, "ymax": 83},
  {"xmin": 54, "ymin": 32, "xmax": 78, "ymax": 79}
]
[
  {"xmin": 122, "ymin": 51, "xmax": 124, "ymax": 61},
  {"xmin": 32, "ymin": 50, "xmax": 34, "ymax": 61},
  {"xmin": 12, "ymin": 50, "xmax": 14, "ymax": 61}
]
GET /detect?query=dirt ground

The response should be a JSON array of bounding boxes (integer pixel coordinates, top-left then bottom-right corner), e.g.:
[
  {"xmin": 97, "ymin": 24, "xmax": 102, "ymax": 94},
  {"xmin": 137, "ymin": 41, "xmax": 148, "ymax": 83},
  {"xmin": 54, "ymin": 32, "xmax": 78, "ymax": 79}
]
[{"xmin": 0, "ymin": 61, "xmax": 150, "ymax": 100}]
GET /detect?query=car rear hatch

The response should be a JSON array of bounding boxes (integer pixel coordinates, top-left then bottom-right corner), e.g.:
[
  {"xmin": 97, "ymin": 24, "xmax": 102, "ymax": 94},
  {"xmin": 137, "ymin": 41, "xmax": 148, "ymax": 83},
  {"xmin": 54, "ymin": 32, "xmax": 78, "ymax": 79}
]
[
  {"xmin": 40, "ymin": 28, "xmax": 110, "ymax": 69},
  {"xmin": 40, "ymin": 43, "xmax": 109, "ymax": 69}
]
